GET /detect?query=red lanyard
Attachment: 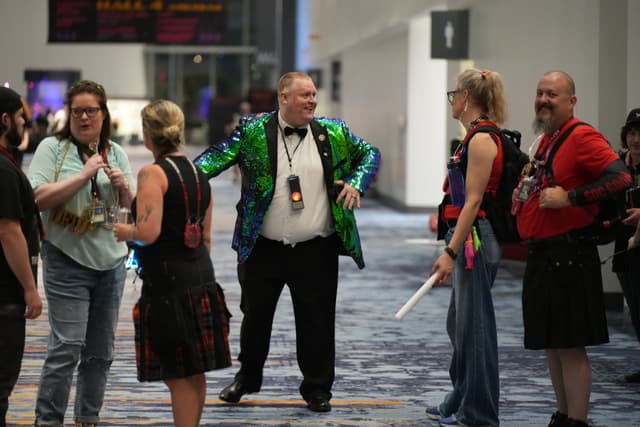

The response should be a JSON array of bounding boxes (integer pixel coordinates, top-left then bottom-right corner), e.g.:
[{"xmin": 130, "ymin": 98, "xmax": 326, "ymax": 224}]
[
  {"xmin": 0, "ymin": 145, "xmax": 21, "ymax": 170},
  {"xmin": 164, "ymin": 157, "xmax": 202, "ymax": 221}
]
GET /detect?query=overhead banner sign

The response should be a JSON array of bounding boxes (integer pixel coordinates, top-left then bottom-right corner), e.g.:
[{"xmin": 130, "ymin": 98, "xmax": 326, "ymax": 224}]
[
  {"xmin": 48, "ymin": 0, "xmax": 227, "ymax": 44},
  {"xmin": 431, "ymin": 10, "xmax": 469, "ymax": 59}
]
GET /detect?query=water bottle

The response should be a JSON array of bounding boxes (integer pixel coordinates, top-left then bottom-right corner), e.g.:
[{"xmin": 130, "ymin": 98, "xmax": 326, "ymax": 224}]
[{"xmin": 447, "ymin": 157, "xmax": 465, "ymax": 207}]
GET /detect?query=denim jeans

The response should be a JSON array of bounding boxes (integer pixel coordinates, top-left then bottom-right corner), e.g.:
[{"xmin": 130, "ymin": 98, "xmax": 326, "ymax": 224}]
[
  {"xmin": 35, "ymin": 241, "xmax": 125, "ymax": 426},
  {"xmin": 439, "ymin": 218, "xmax": 501, "ymax": 426}
]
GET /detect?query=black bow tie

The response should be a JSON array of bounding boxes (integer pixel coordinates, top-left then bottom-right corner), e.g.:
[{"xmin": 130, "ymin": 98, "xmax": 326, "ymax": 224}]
[{"xmin": 284, "ymin": 126, "xmax": 308, "ymax": 138}]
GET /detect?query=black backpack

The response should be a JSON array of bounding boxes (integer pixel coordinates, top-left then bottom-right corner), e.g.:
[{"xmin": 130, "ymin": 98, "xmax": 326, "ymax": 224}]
[
  {"xmin": 544, "ymin": 122, "xmax": 628, "ymax": 245},
  {"xmin": 464, "ymin": 126, "xmax": 530, "ymax": 243}
]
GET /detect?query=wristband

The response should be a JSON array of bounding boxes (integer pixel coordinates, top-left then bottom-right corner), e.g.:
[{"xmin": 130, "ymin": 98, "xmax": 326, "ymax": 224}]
[
  {"xmin": 444, "ymin": 246, "xmax": 457, "ymax": 260},
  {"xmin": 567, "ymin": 189, "xmax": 577, "ymax": 206}
]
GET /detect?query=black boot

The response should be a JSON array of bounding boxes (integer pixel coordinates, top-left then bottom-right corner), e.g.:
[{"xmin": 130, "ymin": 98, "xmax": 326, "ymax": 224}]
[
  {"xmin": 548, "ymin": 411, "xmax": 568, "ymax": 427},
  {"xmin": 565, "ymin": 418, "xmax": 588, "ymax": 427}
]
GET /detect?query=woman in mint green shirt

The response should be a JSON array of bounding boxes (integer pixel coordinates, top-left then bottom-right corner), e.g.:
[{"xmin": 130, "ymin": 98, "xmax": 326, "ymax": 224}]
[{"xmin": 27, "ymin": 80, "xmax": 135, "ymax": 427}]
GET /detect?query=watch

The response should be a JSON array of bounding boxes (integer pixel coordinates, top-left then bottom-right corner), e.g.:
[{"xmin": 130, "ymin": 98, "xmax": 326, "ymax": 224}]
[{"xmin": 444, "ymin": 246, "xmax": 457, "ymax": 260}]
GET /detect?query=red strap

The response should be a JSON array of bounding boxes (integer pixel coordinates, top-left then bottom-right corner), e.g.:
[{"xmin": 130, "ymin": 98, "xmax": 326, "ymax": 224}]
[
  {"xmin": 164, "ymin": 157, "xmax": 202, "ymax": 222},
  {"xmin": 0, "ymin": 145, "xmax": 20, "ymax": 169}
]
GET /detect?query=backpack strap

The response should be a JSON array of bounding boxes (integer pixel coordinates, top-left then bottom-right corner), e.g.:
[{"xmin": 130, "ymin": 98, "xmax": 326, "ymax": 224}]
[
  {"xmin": 543, "ymin": 121, "xmax": 589, "ymax": 186},
  {"xmin": 542, "ymin": 121, "xmax": 620, "ymax": 232},
  {"xmin": 458, "ymin": 124, "xmax": 501, "ymax": 174},
  {"xmin": 464, "ymin": 125, "xmax": 501, "ymax": 146}
]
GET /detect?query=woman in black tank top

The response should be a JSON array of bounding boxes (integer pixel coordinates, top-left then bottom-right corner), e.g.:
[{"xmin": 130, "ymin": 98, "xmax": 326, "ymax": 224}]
[{"xmin": 114, "ymin": 99, "xmax": 230, "ymax": 427}]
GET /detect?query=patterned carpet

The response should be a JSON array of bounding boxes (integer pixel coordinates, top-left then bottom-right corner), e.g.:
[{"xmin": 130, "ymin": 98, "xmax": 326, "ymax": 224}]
[{"xmin": 7, "ymin": 151, "xmax": 640, "ymax": 426}]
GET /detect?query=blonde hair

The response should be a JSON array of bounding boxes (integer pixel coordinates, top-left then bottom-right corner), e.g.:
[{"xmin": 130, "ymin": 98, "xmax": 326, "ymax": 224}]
[
  {"xmin": 278, "ymin": 72, "xmax": 312, "ymax": 94},
  {"xmin": 457, "ymin": 68, "xmax": 507, "ymax": 125},
  {"xmin": 141, "ymin": 99, "xmax": 185, "ymax": 154}
]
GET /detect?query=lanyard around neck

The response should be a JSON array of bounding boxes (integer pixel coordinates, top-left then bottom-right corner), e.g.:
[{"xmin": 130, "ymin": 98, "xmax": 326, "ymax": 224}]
[
  {"xmin": 538, "ymin": 128, "xmax": 562, "ymax": 163},
  {"xmin": 278, "ymin": 123, "xmax": 304, "ymax": 172},
  {"xmin": 73, "ymin": 139, "xmax": 109, "ymax": 201}
]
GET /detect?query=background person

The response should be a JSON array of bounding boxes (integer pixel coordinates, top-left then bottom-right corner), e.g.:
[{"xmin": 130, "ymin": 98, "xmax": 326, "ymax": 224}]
[
  {"xmin": 0, "ymin": 87, "xmax": 43, "ymax": 427},
  {"xmin": 28, "ymin": 80, "xmax": 135, "ymax": 427},
  {"xmin": 194, "ymin": 71, "xmax": 380, "ymax": 413},
  {"xmin": 613, "ymin": 108, "xmax": 640, "ymax": 383},
  {"xmin": 516, "ymin": 71, "xmax": 631, "ymax": 427},
  {"xmin": 114, "ymin": 99, "xmax": 231, "ymax": 427},
  {"xmin": 425, "ymin": 68, "xmax": 506, "ymax": 427}
]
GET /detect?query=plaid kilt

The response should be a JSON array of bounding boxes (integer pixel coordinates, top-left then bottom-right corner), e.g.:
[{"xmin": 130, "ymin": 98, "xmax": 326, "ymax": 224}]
[{"xmin": 134, "ymin": 281, "xmax": 232, "ymax": 381}]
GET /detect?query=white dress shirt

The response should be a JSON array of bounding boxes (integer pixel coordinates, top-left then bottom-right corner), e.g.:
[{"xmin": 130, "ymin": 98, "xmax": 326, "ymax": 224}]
[{"xmin": 260, "ymin": 114, "xmax": 334, "ymax": 245}]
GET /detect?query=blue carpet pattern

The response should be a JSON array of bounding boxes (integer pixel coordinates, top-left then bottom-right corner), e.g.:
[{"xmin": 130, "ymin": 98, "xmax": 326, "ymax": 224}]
[{"xmin": 7, "ymin": 147, "xmax": 640, "ymax": 426}]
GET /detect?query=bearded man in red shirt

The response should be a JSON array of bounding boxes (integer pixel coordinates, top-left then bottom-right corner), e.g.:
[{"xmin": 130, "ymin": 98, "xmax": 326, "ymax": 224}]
[{"xmin": 516, "ymin": 71, "xmax": 631, "ymax": 427}]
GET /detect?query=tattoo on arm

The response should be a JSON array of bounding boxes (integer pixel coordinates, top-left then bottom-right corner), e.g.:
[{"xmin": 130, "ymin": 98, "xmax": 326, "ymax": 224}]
[
  {"xmin": 138, "ymin": 169, "xmax": 150, "ymax": 184},
  {"xmin": 137, "ymin": 204, "xmax": 153, "ymax": 224}
]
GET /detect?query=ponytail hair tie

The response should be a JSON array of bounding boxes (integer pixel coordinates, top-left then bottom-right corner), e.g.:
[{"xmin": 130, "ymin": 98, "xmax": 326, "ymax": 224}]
[{"xmin": 481, "ymin": 69, "xmax": 491, "ymax": 79}]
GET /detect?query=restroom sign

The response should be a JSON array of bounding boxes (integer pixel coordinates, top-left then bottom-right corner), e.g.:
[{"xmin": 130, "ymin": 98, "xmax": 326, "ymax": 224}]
[{"xmin": 431, "ymin": 10, "xmax": 469, "ymax": 59}]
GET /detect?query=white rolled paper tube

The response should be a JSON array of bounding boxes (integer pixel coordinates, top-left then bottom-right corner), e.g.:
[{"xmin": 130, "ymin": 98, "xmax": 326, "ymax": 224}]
[{"xmin": 394, "ymin": 273, "xmax": 440, "ymax": 320}]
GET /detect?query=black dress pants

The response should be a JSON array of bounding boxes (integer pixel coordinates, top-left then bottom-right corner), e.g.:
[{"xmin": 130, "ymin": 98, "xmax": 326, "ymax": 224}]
[
  {"xmin": 0, "ymin": 304, "xmax": 26, "ymax": 427},
  {"xmin": 236, "ymin": 234, "xmax": 339, "ymax": 401}
]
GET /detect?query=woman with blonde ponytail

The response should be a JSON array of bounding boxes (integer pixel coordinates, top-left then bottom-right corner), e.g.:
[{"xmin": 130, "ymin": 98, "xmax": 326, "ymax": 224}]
[{"xmin": 426, "ymin": 68, "xmax": 507, "ymax": 427}]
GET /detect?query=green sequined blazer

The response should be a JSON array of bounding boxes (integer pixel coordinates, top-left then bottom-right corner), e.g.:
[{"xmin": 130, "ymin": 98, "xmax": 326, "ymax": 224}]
[{"xmin": 194, "ymin": 111, "xmax": 380, "ymax": 269}]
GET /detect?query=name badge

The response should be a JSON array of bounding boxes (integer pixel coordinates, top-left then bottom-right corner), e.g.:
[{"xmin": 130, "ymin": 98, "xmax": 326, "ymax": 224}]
[{"xmin": 91, "ymin": 200, "xmax": 105, "ymax": 225}]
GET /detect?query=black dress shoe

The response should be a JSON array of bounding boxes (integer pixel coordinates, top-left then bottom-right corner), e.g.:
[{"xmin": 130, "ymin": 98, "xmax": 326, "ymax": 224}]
[
  {"xmin": 306, "ymin": 396, "xmax": 331, "ymax": 413},
  {"xmin": 624, "ymin": 370, "xmax": 640, "ymax": 383},
  {"xmin": 219, "ymin": 380, "xmax": 248, "ymax": 403}
]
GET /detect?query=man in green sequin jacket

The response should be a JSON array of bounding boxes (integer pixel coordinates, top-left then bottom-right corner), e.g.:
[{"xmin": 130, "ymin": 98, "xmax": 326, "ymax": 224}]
[{"xmin": 194, "ymin": 72, "xmax": 380, "ymax": 412}]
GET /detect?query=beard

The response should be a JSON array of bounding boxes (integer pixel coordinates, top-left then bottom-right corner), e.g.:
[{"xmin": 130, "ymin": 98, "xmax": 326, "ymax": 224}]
[
  {"xmin": 5, "ymin": 117, "xmax": 23, "ymax": 147},
  {"xmin": 532, "ymin": 105, "xmax": 554, "ymax": 134},
  {"xmin": 532, "ymin": 116, "xmax": 552, "ymax": 134}
]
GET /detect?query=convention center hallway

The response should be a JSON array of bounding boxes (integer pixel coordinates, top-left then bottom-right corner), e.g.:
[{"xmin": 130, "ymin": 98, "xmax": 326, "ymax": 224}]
[{"xmin": 8, "ymin": 145, "xmax": 640, "ymax": 426}]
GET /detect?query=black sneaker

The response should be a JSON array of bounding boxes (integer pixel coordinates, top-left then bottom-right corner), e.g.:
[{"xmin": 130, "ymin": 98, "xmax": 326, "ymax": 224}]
[{"xmin": 548, "ymin": 411, "xmax": 568, "ymax": 427}]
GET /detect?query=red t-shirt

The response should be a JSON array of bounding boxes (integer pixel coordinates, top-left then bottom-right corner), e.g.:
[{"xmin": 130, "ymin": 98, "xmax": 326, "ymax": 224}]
[
  {"xmin": 516, "ymin": 118, "xmax": 620, "ymax": 240},
  {"xmin": 443, "ymin": 121, "xmax": 503, "ymax": 220}
]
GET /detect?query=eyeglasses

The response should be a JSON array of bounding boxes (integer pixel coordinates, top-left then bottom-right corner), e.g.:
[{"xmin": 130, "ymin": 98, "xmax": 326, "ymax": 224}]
[
  {"xmin": 446, "ymin": 90, "xmax": 458, "ymax": 105},
  {"xmin": 70, "ymin": 107, "xmax": 101, "ymax": 118}
]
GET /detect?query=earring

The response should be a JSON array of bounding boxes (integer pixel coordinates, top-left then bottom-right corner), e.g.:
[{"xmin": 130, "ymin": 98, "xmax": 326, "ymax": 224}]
[{"xmin": 463, "ymin": 102, "xmax": 468, "ymax": 112}]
